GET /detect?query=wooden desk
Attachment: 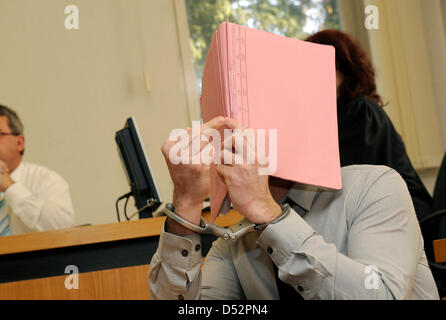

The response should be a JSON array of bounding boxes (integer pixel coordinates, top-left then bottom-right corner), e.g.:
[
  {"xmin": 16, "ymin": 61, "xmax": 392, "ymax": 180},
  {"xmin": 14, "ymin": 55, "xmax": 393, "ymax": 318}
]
[
  {"xmin": 433, "ymin": 238, "xmax": 446, "ymax": 264},
  {"xmin": 433, "ymin": 238, "xmax": 446, "ymax": 300},
  {"xmin": 0, "ymin": 211, "xmax": 242, "ymax": 299}
]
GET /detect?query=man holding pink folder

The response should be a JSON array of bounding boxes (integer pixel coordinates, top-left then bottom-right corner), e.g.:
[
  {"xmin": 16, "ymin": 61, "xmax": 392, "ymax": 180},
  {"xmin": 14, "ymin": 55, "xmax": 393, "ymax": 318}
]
[
  {"xmin": 149, "ymin": 116, "xmax": 438, "ymax": 300},
  {"xmin": 148, "ymin": 23, "xmax": 439, "ymax": 300}
]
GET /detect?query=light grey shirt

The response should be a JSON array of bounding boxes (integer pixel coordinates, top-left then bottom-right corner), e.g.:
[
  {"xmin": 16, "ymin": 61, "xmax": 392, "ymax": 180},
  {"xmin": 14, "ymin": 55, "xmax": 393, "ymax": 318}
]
[{"xmin": 148, "ymin": 165, "xmax": 439, "ymax": 300}]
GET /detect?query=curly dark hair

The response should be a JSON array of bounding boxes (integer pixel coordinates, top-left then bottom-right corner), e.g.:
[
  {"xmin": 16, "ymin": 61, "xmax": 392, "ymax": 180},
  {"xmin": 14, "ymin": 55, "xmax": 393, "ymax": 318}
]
[{"xmin": 305, "ymin": 30, "xmax": 384, "ymax": 107}]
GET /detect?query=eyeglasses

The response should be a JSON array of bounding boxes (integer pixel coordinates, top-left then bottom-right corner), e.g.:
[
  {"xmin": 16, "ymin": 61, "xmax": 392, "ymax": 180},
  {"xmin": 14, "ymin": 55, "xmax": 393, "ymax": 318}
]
[{"xmin": 0, "ymin": 131, "xmax": 19, "ymax": 137}]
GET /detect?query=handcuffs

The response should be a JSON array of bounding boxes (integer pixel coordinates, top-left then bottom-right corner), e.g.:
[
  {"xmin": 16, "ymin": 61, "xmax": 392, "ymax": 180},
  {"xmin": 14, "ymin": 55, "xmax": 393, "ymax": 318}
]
[{"xmin": 161, "ymin": 202, "xmax": 291, "ymax": 241}]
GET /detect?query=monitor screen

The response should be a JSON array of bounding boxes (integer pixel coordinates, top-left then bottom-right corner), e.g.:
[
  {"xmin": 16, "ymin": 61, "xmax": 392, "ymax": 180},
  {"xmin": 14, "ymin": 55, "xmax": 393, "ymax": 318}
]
[{"xmin": 115, "ymin": 117, "xmax": 162, "ymax": 218}]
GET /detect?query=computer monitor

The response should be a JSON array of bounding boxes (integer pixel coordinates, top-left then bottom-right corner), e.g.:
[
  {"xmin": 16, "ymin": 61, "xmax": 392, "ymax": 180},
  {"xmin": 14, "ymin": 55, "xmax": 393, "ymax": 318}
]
[{"xmin": 115, "ymin": 117, "xmax": 162, "ymax": 219}]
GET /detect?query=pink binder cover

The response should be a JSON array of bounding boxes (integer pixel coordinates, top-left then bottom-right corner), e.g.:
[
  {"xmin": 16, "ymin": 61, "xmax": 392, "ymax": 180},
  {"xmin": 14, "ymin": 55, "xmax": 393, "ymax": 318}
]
[{"xmin": 201, "ymin": 22, "xmax": 341, "ymax": 220}]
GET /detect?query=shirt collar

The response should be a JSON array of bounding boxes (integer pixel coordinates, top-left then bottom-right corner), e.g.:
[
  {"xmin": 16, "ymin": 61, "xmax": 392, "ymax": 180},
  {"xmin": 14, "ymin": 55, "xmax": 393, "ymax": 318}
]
[{"xmin": 280, "ymin": 182, "xmax": 319, "ymax": 212}]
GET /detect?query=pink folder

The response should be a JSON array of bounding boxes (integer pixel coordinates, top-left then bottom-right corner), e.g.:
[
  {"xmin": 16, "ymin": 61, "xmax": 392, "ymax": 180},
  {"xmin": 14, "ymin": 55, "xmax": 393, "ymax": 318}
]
[{"xmin": 200, "ymin": 22, "xmax": 341, "ymax": 220}]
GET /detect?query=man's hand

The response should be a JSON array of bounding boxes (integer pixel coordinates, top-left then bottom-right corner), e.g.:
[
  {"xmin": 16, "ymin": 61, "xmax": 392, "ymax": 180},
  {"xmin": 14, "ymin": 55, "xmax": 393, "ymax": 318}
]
[
  {"xmin": 161, "ymin": 116, "xmax": 227, "ymax": 235},
  {"xmin": 216, "ymin": 118, "xmax": 282, "ymax": 224},
  {"xmin": 0, "ymin": 160, "xmax": 14, "ymax": 193}
]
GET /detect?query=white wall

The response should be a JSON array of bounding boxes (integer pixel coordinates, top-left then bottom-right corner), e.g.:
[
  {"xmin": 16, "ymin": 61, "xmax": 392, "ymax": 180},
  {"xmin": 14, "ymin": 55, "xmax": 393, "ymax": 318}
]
[{"xmin": 0, "ymin": 0, "xmax": 198, "ymax": 226}]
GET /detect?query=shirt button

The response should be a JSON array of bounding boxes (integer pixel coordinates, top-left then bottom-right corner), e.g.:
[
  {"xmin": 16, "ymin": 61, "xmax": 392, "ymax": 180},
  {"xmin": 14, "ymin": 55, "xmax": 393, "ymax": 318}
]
[
  {"xmin": 181, "ymin": 249, "xmax": 188, "ymax": 257},
  {"xmin": 195, "ymin": 244, "xmax": 201, "ymax": 251},
  {"xmin": 178, "ymin": 294, "xmax": 184, "ymax": 300},
  {"xmin": 297, "ymin": 285, "xmax": 304, "ymax": 292},
  {"xmin": 267, "ymin": 247, "xmax": 273, "ymax": 254}
]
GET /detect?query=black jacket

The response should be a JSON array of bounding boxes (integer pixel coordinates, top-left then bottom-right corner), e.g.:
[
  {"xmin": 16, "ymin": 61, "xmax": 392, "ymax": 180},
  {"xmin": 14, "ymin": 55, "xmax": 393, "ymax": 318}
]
[{"xmin": 337, "ymin": 95, "xmax": 433, "ymax": 221}]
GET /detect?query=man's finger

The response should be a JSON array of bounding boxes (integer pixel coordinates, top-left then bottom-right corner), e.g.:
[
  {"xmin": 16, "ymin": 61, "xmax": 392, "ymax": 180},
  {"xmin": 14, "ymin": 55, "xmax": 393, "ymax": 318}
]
[
  {"xmin": 189, "ymin": 131, "xmax": 210, "ymax": 154},
  {"xmin": 201, "ymin": 116, "xmax": 227, "ymax": 133},
  {"xmin": 200, "ymin": 143, "xmax": 216, "ymax": 165},
  {"xmin": 222, "ymin": 132, "xmax": 255, "ymax": 164},
  {"xmin": 0, "ymin": 160, "xmax": 7, "ymax": 171},
  {"xmin": 215, "ymin": 163, "xmax": 232, "ymax": 181},
  {"xmin": 225, "ymin": 118, "xmax": 245, "ymax": 130},
  {"xmin": 220, "ymin": 149, "xmax": 243, "ymax": 166},
  {"xmin": 1, "ymin": 163, "xmax": 9, "ymax": 174}
]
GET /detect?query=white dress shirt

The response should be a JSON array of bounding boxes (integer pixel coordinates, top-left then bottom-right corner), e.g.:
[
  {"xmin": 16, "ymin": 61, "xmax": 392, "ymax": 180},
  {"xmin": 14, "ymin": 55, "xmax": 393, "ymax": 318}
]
[
  {"xmin": 149, "ymin": 165, "xmax": 439, "ymax": 300},
  {"xmin": 5, "ymin": 161, "xmax": 75, "ymax": 234}
]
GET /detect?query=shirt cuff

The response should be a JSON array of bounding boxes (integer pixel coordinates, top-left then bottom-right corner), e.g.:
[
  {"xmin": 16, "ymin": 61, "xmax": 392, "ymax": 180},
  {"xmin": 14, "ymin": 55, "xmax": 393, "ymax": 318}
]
[
  {"xmin": 4, "ymin": 182, "xmax": 32, "ymax": 205},
  {"xmin": 159, "ymin": 220, "xmax": 203, "ymax": 269},
  {"xmin": 256, "ymin": 208, "xmax": 315, "ymax": 266}
]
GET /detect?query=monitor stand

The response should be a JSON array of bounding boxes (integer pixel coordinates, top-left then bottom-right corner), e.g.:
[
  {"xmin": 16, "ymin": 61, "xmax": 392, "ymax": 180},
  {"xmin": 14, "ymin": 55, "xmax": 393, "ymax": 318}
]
[
  {"xmin": 131, "ymin": 194, "xmax": 161, "ymax": 219},
  {"xmin": 116, "ymin": 192, "xmax": 161, "ymax": 221}
]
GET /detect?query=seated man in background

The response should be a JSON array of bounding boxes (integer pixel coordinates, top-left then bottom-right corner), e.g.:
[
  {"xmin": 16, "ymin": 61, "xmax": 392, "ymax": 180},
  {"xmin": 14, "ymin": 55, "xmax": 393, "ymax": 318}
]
[
  {"xmin": 0, "ymin": 104, "xmax": 74, "ymax": 236},
  {"xmin": 149, "ymin": 117, "xmax": 439, "ymax": 300}
]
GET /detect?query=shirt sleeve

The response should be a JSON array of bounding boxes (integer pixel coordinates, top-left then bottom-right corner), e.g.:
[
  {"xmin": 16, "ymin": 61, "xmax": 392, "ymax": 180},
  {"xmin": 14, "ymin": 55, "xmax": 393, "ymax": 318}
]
[
  {"xmin": 149, "ymin": 221, "xmax": 245, "ymax": 300},
  {"xmin": 148, "ymin": 222, "xmax": 203, "ymax": 300},
  {"xmin": 256, "ymin": 168, "xmax": 437, "ymax": 300},
  {"xmin": 5, "ymin": 172, "xmax": 75, "ymax": 232}
]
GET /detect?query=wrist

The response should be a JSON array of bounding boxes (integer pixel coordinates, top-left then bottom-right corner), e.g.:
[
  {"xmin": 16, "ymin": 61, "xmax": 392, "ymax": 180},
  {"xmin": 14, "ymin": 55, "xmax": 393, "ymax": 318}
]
[
  {"xmin": 166, "ymin": 201, "xmax": 202, "ymax": 236},
  {"xmin": 246, "ymin": 199, "xmax": 282, "ymax": 224},
  {"xmin": 259, "ymin": 201, "xmax": 282, "ymax": 224},
  {"xmin": 255, "ymin": 203, "xmax": 291, "ymax": 230},
  {"xmin": 165, "ymin": 217, "xmax": 196, "ymax": 236},
  {"xmin": 172, "ymin": 189, "xmax": 204, "ymax": 220},
  {"xmin": 172, "ymin": 202, "xmax": 202, "ymax": 225}
]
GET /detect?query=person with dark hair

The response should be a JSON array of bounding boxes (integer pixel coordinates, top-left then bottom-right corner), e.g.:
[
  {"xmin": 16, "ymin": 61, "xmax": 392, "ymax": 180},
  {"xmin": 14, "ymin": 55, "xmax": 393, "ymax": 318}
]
[
  {"xmin": 0, "ymin": 104, "xmax": 74, "ymax": 236},
  {"xmin": 305, "ymin": 30, "xmax": 433, "ymax": 221}
]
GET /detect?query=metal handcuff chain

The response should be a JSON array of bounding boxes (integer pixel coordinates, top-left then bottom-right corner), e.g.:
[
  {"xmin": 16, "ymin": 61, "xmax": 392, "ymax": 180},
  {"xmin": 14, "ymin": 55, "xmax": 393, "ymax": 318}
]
[{"xmin": 162, "ymin": 203, "xmax": 291, "ymax": 241}]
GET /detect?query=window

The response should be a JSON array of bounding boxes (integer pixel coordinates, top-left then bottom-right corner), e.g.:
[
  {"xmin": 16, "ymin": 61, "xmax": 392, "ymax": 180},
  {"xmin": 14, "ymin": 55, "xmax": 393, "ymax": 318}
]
[{"xmin": 185, "ymin": 0, "xmax": 341, "ymax": 91}]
